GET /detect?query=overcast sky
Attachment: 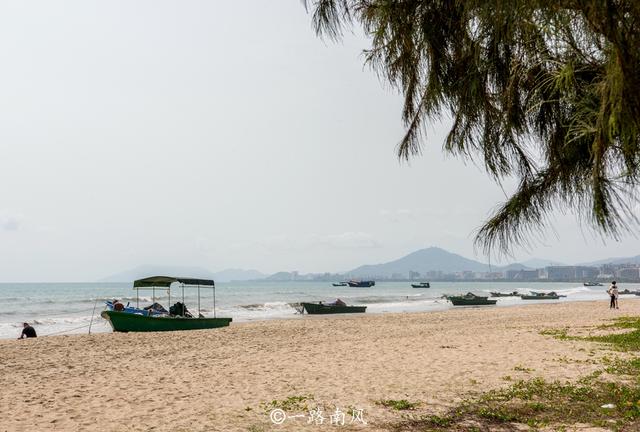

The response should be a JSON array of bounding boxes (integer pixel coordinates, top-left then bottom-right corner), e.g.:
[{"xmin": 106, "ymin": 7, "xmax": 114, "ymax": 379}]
[{"xmin": 0, "ymin": 1, "xmax": 638, "ymax": 282}]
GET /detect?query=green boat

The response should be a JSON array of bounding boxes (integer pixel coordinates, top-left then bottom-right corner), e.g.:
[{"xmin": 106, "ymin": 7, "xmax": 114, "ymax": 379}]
[
  {"xmin": 101, "ymin": 276, "xmax": 232, "ymax": 333},
  {"xmin": 301, "ymin": 302, "xmax": 366, "ymax": 314},
  {"xmin": 520, "ymin": 291, "xmax": 560, "ymax": 300},
  {"xmin": 447, "ymin": 292, "xmax": 497, "ymax": 306},
  {"xmin": 101, "ymin": 310, "xmax": 232, "ymax": 332}
]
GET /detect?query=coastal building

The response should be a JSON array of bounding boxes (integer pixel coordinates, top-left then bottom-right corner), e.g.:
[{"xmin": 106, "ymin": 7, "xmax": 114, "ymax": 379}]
[
  {"xmin": 542, "ymin": 266, "xmax": 599, "ymax": 281},
  {"xmin": 616, "ymin": 268, "xmax": 640, "ymax": 280},
  {"xmin": 504, "ymin": 269, "xmax": 540, "ymax": 280}
]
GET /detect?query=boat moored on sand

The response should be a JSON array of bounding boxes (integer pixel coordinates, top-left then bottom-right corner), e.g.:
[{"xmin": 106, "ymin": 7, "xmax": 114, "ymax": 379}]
[
  {"xmin": 521, "ymin": 291, "xmax": 561, "ymax": 300},
  {"xmin": 301, "ymin": 300, "xmax": 366, "ymax": 314},
  {"xmin": 447, "ymin": 292, "xmax": 497, "ymax": 306},
  {"xmin": 490, "ymin": 291, "xmax": 519, "ymax": 297},
  {"xmin": 101, "ymin": 276, "xmax": 232, "ymax": 333}
]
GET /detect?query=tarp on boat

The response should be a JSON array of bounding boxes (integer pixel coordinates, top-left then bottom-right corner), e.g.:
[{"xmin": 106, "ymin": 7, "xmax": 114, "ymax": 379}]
[{"xmin": 133, "ymin": 276, "xmax": 215, "ymax": 288}]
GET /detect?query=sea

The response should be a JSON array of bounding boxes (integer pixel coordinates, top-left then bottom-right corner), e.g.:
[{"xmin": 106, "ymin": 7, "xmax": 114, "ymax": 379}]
[{"xmin": 1, "ymin": 281, "xmax": 635, "ymax": 339}]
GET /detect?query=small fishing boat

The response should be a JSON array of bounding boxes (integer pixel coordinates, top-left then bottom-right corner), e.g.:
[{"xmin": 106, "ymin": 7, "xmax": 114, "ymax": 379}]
[
  {"xmin": 101, "ymin": 276, "xmax": 232, "ymax": 332},
  {"xmin": 521, "ymin": 291, "xmax": 561, "ymax": 300},
  {"xmin": 584, "ymin": 282, "xmax": 603, "ymax": 287},
  {"xmin": 332, "ymin": 282, "xmax": 348, "ymax": 287},
  {"xmin": 301, "ymin": 301, "xmax": 366, "ymax": 314},
  {"xmin": 411, "ymin": 282, "xmax": 431, "ymax": 288},
  {"xmin": 447, "ymin": 292, "xmax": 497, "ymax": 306},
  {"xmin": 619, "ymin": 289, "xmax": 640, "ymax": 295},
  {"xmin": 347, "ymin": 280, "xmax": 375, "ymax": 287},
  {"xmin": 490, "ymin": 291, "xmax": 519, "ymax": 297}
]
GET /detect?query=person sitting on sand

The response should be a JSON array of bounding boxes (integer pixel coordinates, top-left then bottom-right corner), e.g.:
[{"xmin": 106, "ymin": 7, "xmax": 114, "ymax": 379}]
[
  {"xmin": 18, "ymin": 322, "xmax": 37, "ymax": 339},
  {"xmin": 608, "ymin": 281, "xmax": 619, "ymax": 309}
]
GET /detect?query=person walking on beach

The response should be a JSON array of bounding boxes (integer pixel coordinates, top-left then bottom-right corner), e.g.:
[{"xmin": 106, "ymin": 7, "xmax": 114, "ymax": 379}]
[
  {"xmin": 607, "ymin": 281, "xmax": 619, "ymax": 309},
  {"xmin": 18, "ymin": 322, "xmax": 37, "ymax": 339}
]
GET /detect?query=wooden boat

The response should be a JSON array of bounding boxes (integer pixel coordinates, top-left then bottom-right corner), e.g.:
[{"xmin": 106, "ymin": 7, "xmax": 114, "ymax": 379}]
[
  {"xmin": 347, "ymin": 280, "xmax": 375, "ymax": 287},
  {"xmin": 101, "ymin": 276, "xmax": 232, "ymax": 333},
  {"xmin": 301, "ymin": 302, "xmax": 366, "ymax": 314},
  {"xmin": 101, "ymin": 311, "xmax": 232, "ymax": 332},
  {"xmin": 490, "ymin": 291, "xmax": 519, "ymax": 297},
  {"xmin": 411, "ymin": 282, "xmax": 431, "ymax": 288},
  {"xmin": 521, "ymin": 291, "xmax": 560, "ymax": 300},
  {"xmin": 584, "ymin": 282, "xmax": 603, "ymax": 287},
  {"xmin": 332, "ymin": 282, "xmax": 348, "ymax": 287},
  {"xmin": 619, "ymin": 289, "xmax": 640, "ymax": 295},
  {"xmin": 447, "ymin": 292, "xmax": 497, "ymax": 306}
]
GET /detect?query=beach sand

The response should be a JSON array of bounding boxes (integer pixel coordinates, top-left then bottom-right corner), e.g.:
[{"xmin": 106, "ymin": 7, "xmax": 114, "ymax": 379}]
[{"xmin": 1, "ymin": 300, "xmax": 637, "ymax": 432}]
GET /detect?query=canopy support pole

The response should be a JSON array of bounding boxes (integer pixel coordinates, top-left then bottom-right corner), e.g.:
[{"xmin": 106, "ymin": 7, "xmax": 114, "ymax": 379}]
[
  {"xmin": 136, "ymin": 288, "xmax": 139, "ymax": 309},
  {"xmin": 213, "ymin": 284, "xmax": 216, "ymax": 318},
  {"xmin": 197, "ymin": 285, "xmax": 201, "ymax": 317},
  {"xmin": 182, "ymin": 284, "xmax": 185, "ymax": 316}
]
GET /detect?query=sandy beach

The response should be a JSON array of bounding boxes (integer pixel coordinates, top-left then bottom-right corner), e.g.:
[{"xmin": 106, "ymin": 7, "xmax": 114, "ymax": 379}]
[{"xmin": 1, "ymin": 299, "xmax": 637, "ymax": 432}]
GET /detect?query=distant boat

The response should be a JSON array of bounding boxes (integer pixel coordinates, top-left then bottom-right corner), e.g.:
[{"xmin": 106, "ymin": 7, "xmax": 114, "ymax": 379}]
[
  {"xmin": 332, "ymin": 282, "xmax": 348, "ymax": 287},
  {"xmin": 583, "ymin": 282, "xmax": 603, "ymax": 287},
  {"xmin": 490, "ymin": 291, "xmax": 519, "ymax": 297},
  {"xmin": 347, "ymin": 280, "xmax": 375, "ymax": 287},
  {"xmin": 301, "ymin": 301, "xmax": 366, "ymax": 314},
  {"xmin": 447, "ymin": 292, "xmax": 497, "ymax": 306},
  {"xmin": 521, "ymin": 291, "xmax": 561, "ymax": 300},
  {"xmin": 411, "ymin": 282, "xmax": 431, "ymax": 288}
]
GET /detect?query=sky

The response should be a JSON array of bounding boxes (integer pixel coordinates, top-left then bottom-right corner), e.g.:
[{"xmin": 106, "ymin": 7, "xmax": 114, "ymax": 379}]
[{"xmin": 0, "ymin": 1, "xmax": 638, "ymax": 282}]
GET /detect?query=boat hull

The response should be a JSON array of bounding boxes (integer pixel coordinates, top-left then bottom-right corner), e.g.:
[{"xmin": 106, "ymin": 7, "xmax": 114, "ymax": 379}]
[
  {"xmin": 347, "ymin": 281, "xmax": 375, "ymax": 287},
  {"xmin": 101, "ymin": 310, "xmax": 232, "ymax": 332},
  {"xmin": 411, "ymin": 283, "xmax": 430, "ymax": 288},
  {"xmin": 520, "ymin": 295, "xmax": 560, "ymax": 300},
  {"xmin": 449, "ymin": 298, "xmax": 497, "ymax": 306},
  {"xmin": 301, "ymin": 302, "xmax": 366, "ymax": 314}
]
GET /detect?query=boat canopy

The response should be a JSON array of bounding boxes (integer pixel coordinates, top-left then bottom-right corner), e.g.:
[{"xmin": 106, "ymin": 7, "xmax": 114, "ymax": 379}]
[{"xmin": 133, "ymin": 276, "xmax": 215, "ymax": 288}]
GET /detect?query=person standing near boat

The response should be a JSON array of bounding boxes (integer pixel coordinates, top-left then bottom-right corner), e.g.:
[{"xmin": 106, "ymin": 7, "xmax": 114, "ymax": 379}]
[
  {"xmin": 607, "ymin": 281, "xmax": 619, "ymax": 309},
  {"xmin": 17, "ymin": 322, "xmax": 37, "ymax": 339}
]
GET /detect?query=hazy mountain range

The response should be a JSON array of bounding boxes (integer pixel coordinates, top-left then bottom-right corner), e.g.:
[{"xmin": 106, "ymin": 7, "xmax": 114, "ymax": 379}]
[
  {"xmin": 100, "ymin": 247, "xmax": 638, "ymax": 282},
  {"xmin": 100, "ymin": 265, "xmax": 265, "ymax": 283}
]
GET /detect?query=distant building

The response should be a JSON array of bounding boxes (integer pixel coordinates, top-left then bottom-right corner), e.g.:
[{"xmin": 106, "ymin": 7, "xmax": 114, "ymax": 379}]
[
  {"xmin": 616, "ymin": 268, "xmax": 639, "ymax": 280},
  {"xmin": 504, "ymin": 269, "xmax": 540, "ymax": 280},
  {"xmin": 542, "ymin": 266, "xmax": 598, "ymax": 281}
]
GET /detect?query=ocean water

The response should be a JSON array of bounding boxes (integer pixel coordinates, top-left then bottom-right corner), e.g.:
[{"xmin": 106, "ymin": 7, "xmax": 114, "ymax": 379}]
[{"xmin": 0, "ymin": 281, "xmax": 635, "ymax": 339}]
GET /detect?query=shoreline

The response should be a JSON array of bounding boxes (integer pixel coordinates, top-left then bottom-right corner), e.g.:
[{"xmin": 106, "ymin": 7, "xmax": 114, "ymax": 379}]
[
  {"xmin": 2, "ymin": 299, "xmax": 637, "ymax": 431},
  {"xmin": 1, "ymin": 291, "xmax": 632, "ymax": 340}
]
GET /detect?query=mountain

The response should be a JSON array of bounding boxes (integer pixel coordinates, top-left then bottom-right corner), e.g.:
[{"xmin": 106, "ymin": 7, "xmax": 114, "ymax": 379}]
[
  {"xmin": 521, "ymin": 258, "xmax": 566, "ymax": 268},
  {"xmin": 212, "ymin": 269, "xmax": 265, "ymax": 282},
  {"xmin": 347, "ymin": 247, "xmax": 495, "ymax": 277},
  {"xmin": 580, "ymin": 255, "xmax": 640, "ymax": 266},
  {"xmin": 100, "ymin": 266, "xmax": 265, "ymax": 283}
]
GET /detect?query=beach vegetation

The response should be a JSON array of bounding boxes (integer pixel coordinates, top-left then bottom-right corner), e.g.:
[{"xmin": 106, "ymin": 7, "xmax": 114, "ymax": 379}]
[
  {"xmin": 304, "ymin": 0, "xmax": 640, "ymax": 254},
  {"xmin": 389, "ymin": 316, "xmax": 640, "ymax": 430},
  {"xmin": 377, "ymin": 399, "xmax": 420, "ymax": 410},
  {"xmin": 513, "ymin": 365, "xmax": 534, "ymax": 373},
  {"xmin": 543, "ymin": 317, "xmax": 640, "ymax": 352},
  {"xmin": 260, "ymin": 394, "xmax": 314, "ymax": 413}
]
